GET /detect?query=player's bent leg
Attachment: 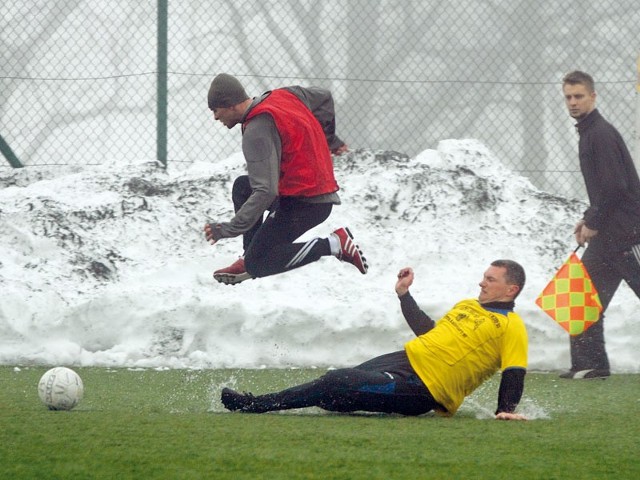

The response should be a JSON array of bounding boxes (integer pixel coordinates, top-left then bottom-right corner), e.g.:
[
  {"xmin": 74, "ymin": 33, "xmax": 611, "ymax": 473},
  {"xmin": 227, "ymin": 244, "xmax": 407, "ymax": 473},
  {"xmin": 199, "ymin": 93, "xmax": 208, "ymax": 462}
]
[{"xmin": 244, "ymin": 201, "xmax": 332, "ymax": 277}]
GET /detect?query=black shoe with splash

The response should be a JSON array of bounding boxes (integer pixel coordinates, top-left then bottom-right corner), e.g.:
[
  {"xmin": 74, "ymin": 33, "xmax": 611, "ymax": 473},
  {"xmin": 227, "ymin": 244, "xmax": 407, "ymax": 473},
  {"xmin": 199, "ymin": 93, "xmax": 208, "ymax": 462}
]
[{"xmin": 221, "ymin": 387, "xmax": 257, "ymax": 411}]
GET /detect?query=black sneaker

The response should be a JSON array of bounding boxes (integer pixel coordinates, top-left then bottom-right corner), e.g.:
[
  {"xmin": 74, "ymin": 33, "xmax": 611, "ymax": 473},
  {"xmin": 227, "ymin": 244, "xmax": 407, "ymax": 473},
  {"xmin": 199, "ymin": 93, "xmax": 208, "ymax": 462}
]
[
  {"xmin": 559, "ymin": 369, "xmax": 610, "ymax": 380},
  {"xmin": 221, "ymin": 387, "xmax": 256, "ymax": 411}
]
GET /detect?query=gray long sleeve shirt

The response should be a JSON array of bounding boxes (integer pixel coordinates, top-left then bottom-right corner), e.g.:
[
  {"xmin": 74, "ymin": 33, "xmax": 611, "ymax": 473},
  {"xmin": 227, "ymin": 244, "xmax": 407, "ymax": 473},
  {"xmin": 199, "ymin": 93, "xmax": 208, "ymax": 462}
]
[{"xmin": 210, "ymin": 86, "xmax": 344, "ymax": 241}]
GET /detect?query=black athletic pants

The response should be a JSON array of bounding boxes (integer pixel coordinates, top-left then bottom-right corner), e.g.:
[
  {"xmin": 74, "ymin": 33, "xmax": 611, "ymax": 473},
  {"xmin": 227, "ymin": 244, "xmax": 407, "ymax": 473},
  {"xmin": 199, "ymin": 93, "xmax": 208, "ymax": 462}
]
[
  {"xmin": 570, "ymin": 244, "xmax": 640, "ymax": 371},
  {"xmin": 232, "ymin": 175, "xmax": 333, "ymax": 278},
  {"xmin": 241, "ymin": 350, "xmax": 443, "ymax": 416}
]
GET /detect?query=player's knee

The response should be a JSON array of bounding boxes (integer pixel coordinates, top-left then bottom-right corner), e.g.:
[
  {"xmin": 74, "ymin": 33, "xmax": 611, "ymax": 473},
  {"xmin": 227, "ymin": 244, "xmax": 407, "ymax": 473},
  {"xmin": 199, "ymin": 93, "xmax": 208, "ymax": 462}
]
[
  {"xmin": 231, "ymin": 175, "xmax": 251, "ymax": 204},
  {"xmin": 232, "ymin": 175, "xmax": 250, "ymax": 190}
]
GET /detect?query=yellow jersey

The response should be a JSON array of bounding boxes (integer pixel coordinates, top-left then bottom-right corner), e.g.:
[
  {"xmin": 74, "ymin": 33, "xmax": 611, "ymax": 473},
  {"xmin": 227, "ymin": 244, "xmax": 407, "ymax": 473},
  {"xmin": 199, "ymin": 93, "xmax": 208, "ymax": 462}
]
[{"xmin": 404, "ymin": 299, "xmax": 528, "ymax": 415}]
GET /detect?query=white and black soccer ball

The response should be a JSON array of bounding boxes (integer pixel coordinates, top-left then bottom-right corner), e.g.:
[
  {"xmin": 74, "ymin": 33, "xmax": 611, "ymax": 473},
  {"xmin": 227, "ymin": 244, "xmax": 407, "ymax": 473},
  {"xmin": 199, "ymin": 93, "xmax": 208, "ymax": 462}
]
[{"xmin": 38, "ymin": 367, "xmax": 84, "ymax": 411}]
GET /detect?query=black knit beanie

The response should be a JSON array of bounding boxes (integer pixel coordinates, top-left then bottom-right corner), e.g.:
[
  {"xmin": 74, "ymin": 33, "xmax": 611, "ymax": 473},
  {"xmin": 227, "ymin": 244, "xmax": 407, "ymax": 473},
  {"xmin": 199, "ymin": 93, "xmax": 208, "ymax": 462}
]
[{"xmin": 208, "ymin": 73, "xmax": 249, "ymax": 109}]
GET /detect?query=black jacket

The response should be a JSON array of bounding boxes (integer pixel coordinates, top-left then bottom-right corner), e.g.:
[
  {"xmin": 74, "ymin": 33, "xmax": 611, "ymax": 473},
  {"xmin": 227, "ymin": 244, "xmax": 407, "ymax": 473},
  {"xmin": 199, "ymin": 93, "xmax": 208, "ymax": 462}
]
[{"xmin": 577, "ymin": 109, "xmax": 640, "ymax": 251}]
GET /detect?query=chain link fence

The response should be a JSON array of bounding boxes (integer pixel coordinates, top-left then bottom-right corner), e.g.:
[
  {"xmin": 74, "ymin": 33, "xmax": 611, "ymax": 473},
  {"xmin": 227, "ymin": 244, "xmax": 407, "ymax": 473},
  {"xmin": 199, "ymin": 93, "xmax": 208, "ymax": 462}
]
[{"xmin": 1, "ymin": 0, "xmax": 639, "ymax": 198}]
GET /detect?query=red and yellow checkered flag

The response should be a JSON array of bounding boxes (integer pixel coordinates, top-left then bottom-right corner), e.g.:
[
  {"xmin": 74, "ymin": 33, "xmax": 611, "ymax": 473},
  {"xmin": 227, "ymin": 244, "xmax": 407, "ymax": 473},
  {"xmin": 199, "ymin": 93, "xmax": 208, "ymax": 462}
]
[{"xmin": 535, "ymin": 250, "xmax": 603, "ymax": 336}]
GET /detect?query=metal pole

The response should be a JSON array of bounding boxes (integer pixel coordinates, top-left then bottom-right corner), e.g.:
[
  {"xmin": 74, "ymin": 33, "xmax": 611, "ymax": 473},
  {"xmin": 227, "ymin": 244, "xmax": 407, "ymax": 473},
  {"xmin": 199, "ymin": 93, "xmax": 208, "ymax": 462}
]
[
  {"xmin": 0, "ymin": 133, "xmax": 23, "ymax": 168},
  {"xmin": 157, "ymin": 0, "xmax": 168, "ymax": 168}
]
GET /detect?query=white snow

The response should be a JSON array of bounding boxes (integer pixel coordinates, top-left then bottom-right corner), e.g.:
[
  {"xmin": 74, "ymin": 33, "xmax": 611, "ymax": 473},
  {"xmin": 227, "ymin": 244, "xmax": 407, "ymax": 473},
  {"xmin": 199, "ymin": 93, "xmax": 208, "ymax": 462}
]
[{"xmin": 1, "ymin": 139, "xmax": 638, "ymax": 372}]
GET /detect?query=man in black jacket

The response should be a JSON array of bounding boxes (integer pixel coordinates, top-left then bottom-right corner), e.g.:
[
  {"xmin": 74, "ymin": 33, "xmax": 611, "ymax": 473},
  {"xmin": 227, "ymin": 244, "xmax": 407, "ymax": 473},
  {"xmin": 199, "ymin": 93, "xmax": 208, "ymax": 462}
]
[{"xmin": 560, "ymin": 71, "xmax": 640, "ymax": 379}]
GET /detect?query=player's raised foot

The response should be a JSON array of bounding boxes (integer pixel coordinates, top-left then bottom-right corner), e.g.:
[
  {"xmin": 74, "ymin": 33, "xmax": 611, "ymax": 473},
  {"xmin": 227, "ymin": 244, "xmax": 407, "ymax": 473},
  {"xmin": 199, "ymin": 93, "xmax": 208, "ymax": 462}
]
[
  {"xmin": 331, "ymin": 227, "xmax": 368, "ymax": 274},
  {"xmin": 213, "ymin": 257, "xmax": 254, "ymax": 285},
  {"xmin": 221, "ymin": 387, "xmax": 256, "ymax": 412}
]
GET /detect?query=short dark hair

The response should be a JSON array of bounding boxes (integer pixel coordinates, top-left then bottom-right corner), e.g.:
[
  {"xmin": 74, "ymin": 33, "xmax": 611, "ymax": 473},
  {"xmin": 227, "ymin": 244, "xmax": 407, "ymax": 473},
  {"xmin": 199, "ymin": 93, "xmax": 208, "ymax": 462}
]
[
  {"xmin": 491, "ymin": 259, "xmax": 526, "ymax": 298},
  {"xmin": 562, "ymin": 70, "xmax": 595, "ymax": 93}
]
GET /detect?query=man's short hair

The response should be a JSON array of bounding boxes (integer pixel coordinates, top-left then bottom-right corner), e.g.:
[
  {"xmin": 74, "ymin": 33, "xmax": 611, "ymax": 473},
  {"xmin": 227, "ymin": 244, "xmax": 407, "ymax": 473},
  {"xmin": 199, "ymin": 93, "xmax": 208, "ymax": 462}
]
[
  {"xmin": 491, "ymin": 259, "xmax": 526, "ymax": 298},
  {"xmin": 562, "ymin": 70, "xmax": 595, "ymax": 93}
]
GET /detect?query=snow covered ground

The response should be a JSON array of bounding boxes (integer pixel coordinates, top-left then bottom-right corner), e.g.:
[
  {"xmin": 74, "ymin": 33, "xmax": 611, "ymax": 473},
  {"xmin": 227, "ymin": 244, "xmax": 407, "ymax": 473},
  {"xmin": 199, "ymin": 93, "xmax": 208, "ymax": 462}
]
[{"xmin": 1, "ymin": 139, "xmax": 638, "ymax": 372}]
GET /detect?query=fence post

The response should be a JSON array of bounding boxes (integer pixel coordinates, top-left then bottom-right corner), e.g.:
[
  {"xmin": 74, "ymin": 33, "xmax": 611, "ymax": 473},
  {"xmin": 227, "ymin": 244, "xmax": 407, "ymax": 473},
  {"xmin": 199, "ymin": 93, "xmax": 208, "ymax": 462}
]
[
  {"xmin": 157, "ymin": 0, "xmax": 168, "ymax": 168},
  {"xmin": 0, "ymin": 133, "xmax": 23, "ymax": 168}
]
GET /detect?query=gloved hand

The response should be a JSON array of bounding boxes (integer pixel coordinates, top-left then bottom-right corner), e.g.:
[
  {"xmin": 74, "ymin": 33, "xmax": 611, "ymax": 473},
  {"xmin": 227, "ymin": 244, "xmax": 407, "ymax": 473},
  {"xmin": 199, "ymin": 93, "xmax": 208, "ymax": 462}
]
[{"xmin": 204, "ymin": 223, "xmax": 222, "ymax": 245}]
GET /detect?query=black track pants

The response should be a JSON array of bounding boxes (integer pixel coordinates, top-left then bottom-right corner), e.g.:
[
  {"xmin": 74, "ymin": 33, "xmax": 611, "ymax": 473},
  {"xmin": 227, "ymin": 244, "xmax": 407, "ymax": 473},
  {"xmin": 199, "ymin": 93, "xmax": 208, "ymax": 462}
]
[
  {"xmin": 569, "ymin": 244, "xmax": 640, "ymax": 370},
  {"xmin": 243, "ymin": 351, "xmax": 443, "ymax": 416},
  {"xmin": 234, "ymin": 176, "xmax": 333, "ymax": 277}
]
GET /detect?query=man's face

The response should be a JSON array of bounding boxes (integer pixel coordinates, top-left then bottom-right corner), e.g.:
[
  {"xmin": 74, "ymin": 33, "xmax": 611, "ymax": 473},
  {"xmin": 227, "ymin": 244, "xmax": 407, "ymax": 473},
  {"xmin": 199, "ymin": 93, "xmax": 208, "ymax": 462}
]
[
  {"xmin": 212, "ymin": 105, "xmax": 243, "ymax": 129},
  {"xmin": 563, "ymin": 83, "xmax": 596, "ymax": 120},
  {"xmin": 478, "ymin": 266, "xmax": 518, "ymax": 304}
]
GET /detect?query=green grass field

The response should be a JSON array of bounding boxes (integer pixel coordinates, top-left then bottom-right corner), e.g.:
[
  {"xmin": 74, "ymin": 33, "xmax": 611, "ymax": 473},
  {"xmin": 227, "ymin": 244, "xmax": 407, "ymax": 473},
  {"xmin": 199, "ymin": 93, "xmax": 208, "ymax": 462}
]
[{"xmin": 1, "ymin": 366, "xmax": 638, "ymax": 479}]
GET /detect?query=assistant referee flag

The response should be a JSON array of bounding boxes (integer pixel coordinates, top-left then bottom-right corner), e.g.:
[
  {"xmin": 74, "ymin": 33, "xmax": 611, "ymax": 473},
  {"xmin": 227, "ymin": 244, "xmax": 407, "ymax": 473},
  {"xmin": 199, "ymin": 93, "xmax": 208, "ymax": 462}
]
[{"xmin": 535, "ymin": 251, "xmax": 602, "ymax": 335}]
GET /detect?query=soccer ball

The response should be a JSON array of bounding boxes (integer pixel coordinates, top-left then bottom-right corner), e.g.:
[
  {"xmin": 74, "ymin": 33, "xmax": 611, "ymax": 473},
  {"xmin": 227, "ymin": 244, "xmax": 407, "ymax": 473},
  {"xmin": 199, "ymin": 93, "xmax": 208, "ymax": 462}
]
[{"xmin": 38, "ymin": 367, "xmax": 84, "ymax": 411}]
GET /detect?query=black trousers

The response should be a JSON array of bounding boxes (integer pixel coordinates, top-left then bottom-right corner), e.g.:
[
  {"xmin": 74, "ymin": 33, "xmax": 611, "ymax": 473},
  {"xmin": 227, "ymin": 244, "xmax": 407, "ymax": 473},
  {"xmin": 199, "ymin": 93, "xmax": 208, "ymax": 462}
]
[
  {"xmin": 232, "ymin": 175, "xmax": 333, "ymax": 278},
  {"xmin": 570, "ymin": 244, "xmax": 640, "ymax": 371},
  {"xmin": 242, "ymin": 351, "xmax": 443, "ymax": 416}
]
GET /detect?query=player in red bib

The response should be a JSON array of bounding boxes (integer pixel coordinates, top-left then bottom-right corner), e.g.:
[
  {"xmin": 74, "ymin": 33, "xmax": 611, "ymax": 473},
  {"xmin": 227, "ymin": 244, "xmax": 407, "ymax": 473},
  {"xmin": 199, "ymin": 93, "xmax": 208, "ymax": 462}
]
[{"xmin": 205, "ymin": 74, "xmax": 367, "ymax": 285}]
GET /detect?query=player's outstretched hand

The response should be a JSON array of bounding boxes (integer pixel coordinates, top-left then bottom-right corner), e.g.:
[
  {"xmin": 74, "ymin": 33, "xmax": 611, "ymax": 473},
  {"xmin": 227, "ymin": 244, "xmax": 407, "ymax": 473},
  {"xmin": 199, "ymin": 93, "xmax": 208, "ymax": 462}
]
[
  {"xmin": 395, "ymin": 267, "xmax": 414, "ymax": 296},
  {"xmin": 204, "ymin": 223, "xmax": 218, "ymax": 245},
  {"xmin": 495, "ymin": 412, "xmax": 527, "ymax": 421},
  {"xmin": 331, "ymin": 144, "xmax": 349, "ymax": 156}
]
